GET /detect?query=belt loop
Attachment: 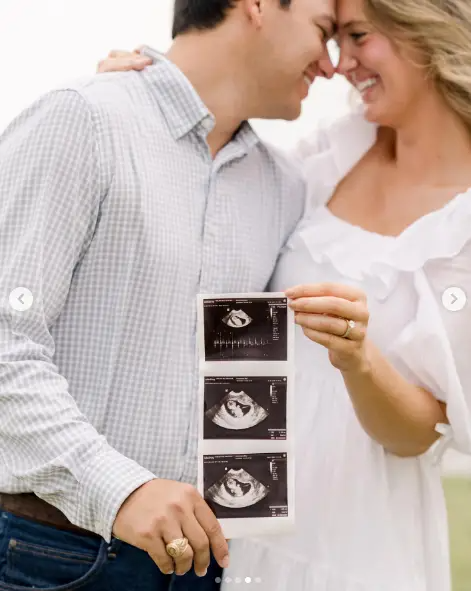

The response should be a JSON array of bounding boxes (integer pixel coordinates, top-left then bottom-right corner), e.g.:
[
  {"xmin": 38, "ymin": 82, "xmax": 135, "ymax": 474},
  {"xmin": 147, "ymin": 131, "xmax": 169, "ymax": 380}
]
[{"xmin": 108, "ymin": 536, "xmax": 122, "ymax": 558}]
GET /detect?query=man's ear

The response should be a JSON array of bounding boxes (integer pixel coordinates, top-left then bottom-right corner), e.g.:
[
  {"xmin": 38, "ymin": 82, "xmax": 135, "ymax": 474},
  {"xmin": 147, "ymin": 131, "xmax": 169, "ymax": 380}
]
[{"xmin": 242, "ymin": 0, "xmax": 264, "ymax": 28}]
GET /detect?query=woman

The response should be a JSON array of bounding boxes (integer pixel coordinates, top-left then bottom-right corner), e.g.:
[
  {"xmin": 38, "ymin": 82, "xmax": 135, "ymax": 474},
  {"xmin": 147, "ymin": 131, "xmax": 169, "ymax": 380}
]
[{"xmin": 101, "ymin": 0, "xmax": 471, "ymax": 588}]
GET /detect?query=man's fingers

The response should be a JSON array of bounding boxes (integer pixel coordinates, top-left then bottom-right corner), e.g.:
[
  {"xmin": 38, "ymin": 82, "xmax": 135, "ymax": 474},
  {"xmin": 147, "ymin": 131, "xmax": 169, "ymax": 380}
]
[
  {"xmin": 162, "ymin": 527, "xmax": 194, "ymax": 576},
  {"xmin": 194, "ymin": 499, "xmax": 229, "ymax": 569},
  {"xmin": 181, "ymin": 515, "xmax": 211, "ymax": 577},
  {"xmin": 147, "ymin": 537, "xmax": 176, "ymax": 576}
]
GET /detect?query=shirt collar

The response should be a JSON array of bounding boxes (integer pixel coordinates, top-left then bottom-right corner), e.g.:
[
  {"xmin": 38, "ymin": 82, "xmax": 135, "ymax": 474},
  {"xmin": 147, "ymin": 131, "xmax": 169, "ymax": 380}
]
[
  {"xmin": 234, "ymin": 121, "xmax": 260, "ymax": 153},
  {"xmin": 141, "ymin": 46, "xmax": 212, "ymax": 140},
  {"xmin": 140, "ymin": 45, "xmax": 259, "ymax": 152}
]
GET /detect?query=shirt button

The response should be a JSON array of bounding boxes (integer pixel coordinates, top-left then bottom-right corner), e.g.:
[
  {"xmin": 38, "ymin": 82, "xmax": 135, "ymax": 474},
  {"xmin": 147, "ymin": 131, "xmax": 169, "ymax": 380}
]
[{"xmin": 200, "ymin": 118, "xmax": 214, "ymax": 132}]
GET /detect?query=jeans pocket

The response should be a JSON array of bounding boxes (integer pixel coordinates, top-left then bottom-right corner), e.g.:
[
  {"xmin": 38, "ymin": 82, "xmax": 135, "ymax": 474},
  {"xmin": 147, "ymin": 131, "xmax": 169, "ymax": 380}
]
[{"xmin": 0, "ymin": 513, "xmax": 107, "ymax": 591}]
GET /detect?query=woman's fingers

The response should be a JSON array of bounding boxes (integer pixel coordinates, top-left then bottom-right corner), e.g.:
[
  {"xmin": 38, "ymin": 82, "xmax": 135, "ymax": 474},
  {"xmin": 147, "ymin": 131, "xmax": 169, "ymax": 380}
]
[
  {"xmin": 97, "ymin": 50, "xmax": 152, "ymax": 73},
  {"xmin": 294, "ymin": 313, "xmax": 365, "ymax": 341},
  {"xmin": 286, "ymin": 282, "xmax": 366, "ymax": 302},
  {"xmin": 107, "ymin": 49, "xmax": 134, "ymax": 59},
  {"xmin": 289, "ymin": 296, "xmax": 369, "ymax": 324},
  {"xmin": 300, "ymin": 327, "xmax": 357, "ymax": 352},
  {"xmin": 287, "ymin": 284, "xmax": 370, "ymax": 372}
]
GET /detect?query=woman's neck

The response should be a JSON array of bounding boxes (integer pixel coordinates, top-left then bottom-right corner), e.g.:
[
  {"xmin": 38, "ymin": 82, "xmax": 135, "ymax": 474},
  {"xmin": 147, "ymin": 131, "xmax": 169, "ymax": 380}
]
[{"xmin": 383, "ymin": 92, "xmax": 471, "ymax": 186}]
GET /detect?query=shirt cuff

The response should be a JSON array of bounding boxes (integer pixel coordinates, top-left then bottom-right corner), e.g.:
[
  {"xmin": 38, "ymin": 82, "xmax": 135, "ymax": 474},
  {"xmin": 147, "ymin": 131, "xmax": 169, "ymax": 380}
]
[{"xmin": 76, "ymin": 447, "xmax": 156, "ymax": 541}]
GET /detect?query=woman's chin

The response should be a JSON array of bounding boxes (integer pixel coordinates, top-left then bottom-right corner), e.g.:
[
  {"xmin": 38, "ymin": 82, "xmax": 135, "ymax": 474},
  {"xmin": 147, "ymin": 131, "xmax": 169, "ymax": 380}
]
[{"xmin": 362, "ymin": 103, "xmax": 390, "ymax": 127}]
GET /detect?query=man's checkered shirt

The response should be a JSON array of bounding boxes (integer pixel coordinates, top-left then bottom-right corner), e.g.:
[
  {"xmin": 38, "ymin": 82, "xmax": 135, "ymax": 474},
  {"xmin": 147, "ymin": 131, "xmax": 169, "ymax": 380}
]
[{"xmin": 0, "ymin": 51, "xmax": 305, "ymax": 540}]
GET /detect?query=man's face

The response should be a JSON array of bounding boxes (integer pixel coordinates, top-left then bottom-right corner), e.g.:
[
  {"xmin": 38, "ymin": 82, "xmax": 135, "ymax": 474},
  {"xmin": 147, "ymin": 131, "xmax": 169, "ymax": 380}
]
[{"xmin": 250, "ymin": 0, "xmax": 336, "ymax": 120}]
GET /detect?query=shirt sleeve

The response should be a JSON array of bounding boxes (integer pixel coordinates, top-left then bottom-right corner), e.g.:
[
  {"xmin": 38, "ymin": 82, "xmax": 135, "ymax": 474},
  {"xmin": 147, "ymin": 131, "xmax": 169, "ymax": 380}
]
[{"xmin": 0, "ymin": 90, "xmax": 155, "ymax": 541}]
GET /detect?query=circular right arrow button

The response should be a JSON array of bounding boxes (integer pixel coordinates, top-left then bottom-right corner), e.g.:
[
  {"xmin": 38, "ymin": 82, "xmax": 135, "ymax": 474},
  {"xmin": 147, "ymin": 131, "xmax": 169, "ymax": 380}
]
[{"xmin": 442, "ymin": 287, "xmax": 467, "ymax": 312}]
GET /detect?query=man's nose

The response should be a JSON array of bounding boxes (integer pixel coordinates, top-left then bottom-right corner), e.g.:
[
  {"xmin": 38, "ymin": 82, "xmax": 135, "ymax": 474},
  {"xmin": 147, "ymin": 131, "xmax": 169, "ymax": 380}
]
[{"xmin": 317, "ymin": 50, "xmax": 336, "ymax": 80}]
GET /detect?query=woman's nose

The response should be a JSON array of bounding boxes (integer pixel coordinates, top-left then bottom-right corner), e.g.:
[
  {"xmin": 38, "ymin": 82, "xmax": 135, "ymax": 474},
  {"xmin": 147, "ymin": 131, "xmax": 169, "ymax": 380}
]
[{"xmin": 336, "ymin": 51, "xmax": 358, "ymax": 76}]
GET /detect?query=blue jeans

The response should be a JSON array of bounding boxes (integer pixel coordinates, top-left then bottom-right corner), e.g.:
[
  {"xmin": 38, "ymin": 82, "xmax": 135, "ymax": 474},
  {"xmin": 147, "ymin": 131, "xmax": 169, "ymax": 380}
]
[{"xmin": 0, "ymin": 511, "xmax": 222, "ymax": 590}]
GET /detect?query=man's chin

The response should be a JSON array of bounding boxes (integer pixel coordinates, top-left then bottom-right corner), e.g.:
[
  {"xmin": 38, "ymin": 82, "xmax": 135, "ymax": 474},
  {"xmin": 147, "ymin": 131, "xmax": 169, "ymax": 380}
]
[
  {"xmin": 274, "ymin": 101, "xmax": 303, "ymax": 122},
  {"xmin": 284, "ymin": 104, "xmax": 303, "ymax": 122}
]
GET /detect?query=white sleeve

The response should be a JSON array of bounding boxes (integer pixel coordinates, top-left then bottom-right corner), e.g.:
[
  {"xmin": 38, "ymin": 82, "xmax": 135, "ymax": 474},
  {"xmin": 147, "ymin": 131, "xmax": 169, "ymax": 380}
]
[
  {"xmin": 385, "ymin": 230, "xmax": 471, "ymax": 462},
  {"xmin": 428, "ymin": 237, "xmax": 471, "ymax": 459},
  {"xmin": 290, "ymin": 125, "xmax": 331, "ymax": 162}
]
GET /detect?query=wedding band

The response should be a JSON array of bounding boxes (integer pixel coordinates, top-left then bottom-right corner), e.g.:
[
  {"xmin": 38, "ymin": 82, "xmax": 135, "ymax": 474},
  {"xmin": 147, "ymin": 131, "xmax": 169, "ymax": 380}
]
[
  {"xmin": 166, "ymin": 537, "xmax": 189, "ymax": 559},
  {"xmin": 341, "ymin": 319, "xmax": 356, "ymax": 339}
]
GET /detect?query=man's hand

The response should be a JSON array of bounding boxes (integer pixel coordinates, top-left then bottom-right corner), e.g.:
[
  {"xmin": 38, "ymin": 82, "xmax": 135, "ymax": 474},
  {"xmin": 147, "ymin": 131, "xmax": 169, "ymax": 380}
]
[
  {"xmin": 97, "ymin": 47, "xmax": 152, "ymax": 73},
  {"xmin": 113, "ymin": 479, "xmax": 229, "ymax": 577}
]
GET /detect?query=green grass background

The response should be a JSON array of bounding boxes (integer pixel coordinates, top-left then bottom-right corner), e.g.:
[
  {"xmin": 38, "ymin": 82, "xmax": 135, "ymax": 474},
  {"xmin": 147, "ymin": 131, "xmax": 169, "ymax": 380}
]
[{"xmin": 444, "ymin": 478, "xmax": 471, "ymax": 591}]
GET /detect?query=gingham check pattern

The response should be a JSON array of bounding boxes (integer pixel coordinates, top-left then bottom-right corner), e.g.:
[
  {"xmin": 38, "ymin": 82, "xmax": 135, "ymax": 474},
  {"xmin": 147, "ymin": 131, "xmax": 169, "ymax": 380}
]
[{"xmin": 0, "ymin": 50, "xmax": 305, "ymax": 541}]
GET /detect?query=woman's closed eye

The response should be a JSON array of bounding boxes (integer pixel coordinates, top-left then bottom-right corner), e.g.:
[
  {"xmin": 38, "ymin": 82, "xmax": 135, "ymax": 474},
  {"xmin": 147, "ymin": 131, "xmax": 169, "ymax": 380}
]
[{"xmin": 350, "ymin": 32, "xmax": 367, "ymax": 43}]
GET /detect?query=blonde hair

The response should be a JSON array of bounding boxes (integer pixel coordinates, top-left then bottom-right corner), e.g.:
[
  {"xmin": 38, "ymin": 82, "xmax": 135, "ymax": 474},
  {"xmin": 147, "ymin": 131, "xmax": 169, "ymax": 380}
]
[{"xmin": 364, "ymin": 0, "xmax": 471, "ymax": 130}]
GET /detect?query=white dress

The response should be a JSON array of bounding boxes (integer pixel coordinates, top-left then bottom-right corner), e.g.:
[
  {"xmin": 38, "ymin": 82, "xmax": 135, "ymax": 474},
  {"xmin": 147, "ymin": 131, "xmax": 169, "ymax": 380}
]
[{"xmin": 222, "ymin": 111, "xmax": 471, "ymax": 591}]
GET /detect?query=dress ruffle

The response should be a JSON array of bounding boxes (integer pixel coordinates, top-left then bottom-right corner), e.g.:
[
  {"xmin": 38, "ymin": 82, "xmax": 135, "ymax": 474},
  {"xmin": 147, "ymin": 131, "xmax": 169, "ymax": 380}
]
[{"xmin": 298, "ymin": 187, "xmax": 471, "ymax": 301}]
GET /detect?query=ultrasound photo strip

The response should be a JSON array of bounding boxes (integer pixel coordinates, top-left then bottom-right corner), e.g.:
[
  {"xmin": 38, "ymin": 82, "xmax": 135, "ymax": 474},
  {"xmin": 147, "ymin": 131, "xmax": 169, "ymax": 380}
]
[{"xmin": 196, "ymin": 292, "xmax": 296, "ymax": 538}]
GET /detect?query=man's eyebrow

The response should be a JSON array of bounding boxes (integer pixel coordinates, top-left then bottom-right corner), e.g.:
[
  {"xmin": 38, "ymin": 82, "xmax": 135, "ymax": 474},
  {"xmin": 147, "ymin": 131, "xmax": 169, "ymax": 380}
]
[{"xmin": 318, "ymin": 14, "xmax": 337, "ymax": 36}]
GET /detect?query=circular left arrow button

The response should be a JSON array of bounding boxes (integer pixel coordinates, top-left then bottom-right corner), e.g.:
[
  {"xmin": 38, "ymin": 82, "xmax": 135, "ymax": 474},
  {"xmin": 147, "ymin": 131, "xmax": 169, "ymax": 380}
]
[{"xmin": 9, "ymin": 287, "xmax": 34, "ymax": 312}]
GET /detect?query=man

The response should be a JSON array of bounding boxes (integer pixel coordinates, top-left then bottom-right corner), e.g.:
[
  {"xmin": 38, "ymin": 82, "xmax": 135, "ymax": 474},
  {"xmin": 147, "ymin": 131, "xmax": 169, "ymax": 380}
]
[{"xmin": 0, "ymin": 0, "xmax": 335, "ymax": 589}]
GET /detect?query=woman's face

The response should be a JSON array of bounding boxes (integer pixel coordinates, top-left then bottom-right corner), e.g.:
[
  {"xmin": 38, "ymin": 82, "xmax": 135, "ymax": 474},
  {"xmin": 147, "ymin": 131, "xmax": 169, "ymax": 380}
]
[{"xmin": 336, "ymin": 0, "xmax": 430, "ymax": 127}]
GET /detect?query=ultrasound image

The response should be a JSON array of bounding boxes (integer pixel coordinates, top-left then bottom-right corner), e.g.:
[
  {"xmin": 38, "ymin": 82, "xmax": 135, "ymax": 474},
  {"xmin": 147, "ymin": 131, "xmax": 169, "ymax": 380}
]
[
  {"xmin": 204, "ymin": 377, "xmax": 287, "ymax": 440},
  {"xmin": 203, "ymin": 298, "xmax": 288, "ymax": 361},
  {"xmin": 203, "ymin": 453, "xmax": 288, "ymax": 519}
]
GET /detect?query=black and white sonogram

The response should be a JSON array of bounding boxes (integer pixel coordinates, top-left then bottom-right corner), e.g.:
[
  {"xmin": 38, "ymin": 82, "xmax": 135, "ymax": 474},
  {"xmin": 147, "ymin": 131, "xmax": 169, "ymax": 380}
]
[
  {"xmin": 203, "ymin": 454, "xmax": 288, "ymax": 519},
  {"xmin": 203, "ymin": 298, "xmax": 288, "ymax": 361},
  {"xmin": 204, "ymin": 377, "xmax": 287, "ymax": 440}
]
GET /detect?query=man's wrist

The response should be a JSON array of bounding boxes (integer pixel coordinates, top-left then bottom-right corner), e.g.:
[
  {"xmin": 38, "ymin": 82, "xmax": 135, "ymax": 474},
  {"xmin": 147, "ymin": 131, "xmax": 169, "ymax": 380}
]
[{"xmin": 77, "ymin": 446, "xmax": 156, "ymax": 541}]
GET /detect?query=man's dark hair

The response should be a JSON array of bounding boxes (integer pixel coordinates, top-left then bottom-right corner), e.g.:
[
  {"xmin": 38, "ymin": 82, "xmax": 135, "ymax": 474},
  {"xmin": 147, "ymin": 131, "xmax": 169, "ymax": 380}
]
[{"xmin": 172, "ymin": 0, "xmax": 292, "ymax": 38}]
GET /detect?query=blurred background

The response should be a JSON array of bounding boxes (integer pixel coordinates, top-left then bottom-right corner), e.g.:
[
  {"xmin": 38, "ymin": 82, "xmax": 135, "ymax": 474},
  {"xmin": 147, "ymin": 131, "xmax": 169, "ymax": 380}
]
[{"xmin": 0, "ymin": 1, "xmax": 469, "ymax": 588}]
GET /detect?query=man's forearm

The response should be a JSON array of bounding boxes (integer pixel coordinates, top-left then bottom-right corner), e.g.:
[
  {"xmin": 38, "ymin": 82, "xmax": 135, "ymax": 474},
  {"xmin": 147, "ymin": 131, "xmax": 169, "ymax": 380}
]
[
  {"xmin": 0, "ymin": 339, "xmax": 155, "ymax": 540},
  {"xmin": 341, "ymin": 341, "xmax": 448, "ymax": 457}
]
